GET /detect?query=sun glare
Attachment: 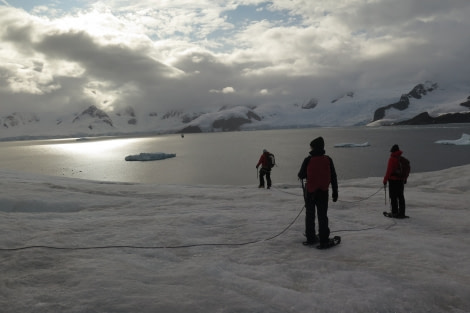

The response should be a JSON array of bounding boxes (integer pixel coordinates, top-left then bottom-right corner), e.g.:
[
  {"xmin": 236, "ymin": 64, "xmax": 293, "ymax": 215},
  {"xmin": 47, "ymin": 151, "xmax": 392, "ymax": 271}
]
[{"xmin": 49, "ymin": 137, "xmax": 149, "ymax": 158}]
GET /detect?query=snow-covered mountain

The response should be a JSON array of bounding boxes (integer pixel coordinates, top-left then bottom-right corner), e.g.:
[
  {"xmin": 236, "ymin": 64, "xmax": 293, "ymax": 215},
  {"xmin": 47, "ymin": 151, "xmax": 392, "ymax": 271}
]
[{"xmin": 1, "ymin": 81, "xmax": 469, "ymax": 140}]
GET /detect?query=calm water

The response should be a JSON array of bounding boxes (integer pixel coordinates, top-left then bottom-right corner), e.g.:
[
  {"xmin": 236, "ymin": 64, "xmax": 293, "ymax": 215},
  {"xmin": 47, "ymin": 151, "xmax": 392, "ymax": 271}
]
[{"xmin": 1, "ymin": 125, "xmax": 469, "ymax": 186}]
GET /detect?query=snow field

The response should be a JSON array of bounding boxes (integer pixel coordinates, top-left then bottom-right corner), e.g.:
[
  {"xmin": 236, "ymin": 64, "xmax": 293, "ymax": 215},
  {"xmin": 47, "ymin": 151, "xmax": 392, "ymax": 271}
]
[{"xmin": 1, "ymin": 166, "xmax": 469, "ymax": 312}]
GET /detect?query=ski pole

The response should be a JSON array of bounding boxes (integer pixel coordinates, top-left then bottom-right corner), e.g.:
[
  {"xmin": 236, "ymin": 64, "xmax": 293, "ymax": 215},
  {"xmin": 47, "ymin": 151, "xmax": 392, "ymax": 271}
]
[{"xmin": 384, "ymin": 184, "xmax": 387, "ymax": 205}]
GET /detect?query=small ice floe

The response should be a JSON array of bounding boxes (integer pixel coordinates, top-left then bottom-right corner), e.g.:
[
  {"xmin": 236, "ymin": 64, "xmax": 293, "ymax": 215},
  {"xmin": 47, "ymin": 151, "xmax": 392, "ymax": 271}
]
[
  {"xmin": 125, "ymin": 152, "xmax": 176, "ymax": 161},
  {"xmin": 435, "ymin": 133, "xmax": 470, "ymax": 145},
  {"xmin": 334, "ymin": 142, "xmax": 370, "ymax": 148}
]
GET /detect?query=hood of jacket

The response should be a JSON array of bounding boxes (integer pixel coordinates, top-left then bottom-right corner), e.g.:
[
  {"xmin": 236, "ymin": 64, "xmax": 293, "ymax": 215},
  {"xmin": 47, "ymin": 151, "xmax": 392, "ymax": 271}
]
[{"xmin": 309, "ymin": 136, "xmax": 325, "ymax": 156}]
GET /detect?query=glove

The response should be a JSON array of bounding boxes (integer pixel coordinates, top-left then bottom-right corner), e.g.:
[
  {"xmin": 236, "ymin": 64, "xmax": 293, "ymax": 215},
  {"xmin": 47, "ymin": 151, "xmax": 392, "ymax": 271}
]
[
  {"xmin": 256, "ymin": 165, "xmax": 259, "ymax": 169},
  {"xmin": 332, "ymin": 192, "xmax": 338, "ymax": 202}
]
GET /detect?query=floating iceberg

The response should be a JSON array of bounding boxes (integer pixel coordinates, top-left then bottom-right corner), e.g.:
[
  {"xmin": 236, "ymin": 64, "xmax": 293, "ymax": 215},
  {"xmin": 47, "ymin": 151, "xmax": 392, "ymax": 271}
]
[
  {"xmin": 125, "ymin": 152, "xmax": 176, "ymax": 161},
  {"xmin": 334, "ymin": 142, "xmax": 370, "ymax": 148},
  {"xmin": 435, "ymin": 133, "xmax": 470, "ymax": 145}
]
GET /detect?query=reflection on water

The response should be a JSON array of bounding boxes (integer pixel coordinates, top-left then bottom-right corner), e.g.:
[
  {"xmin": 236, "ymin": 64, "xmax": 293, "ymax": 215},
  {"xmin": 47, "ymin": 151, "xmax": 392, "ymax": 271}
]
[
  {"xmin": 0, "ymin": 125, "xmax": 469, "ymax": 185},
  {"xmin": 51, "ymin": 138, "xmax": 151, "ymax": 157}
]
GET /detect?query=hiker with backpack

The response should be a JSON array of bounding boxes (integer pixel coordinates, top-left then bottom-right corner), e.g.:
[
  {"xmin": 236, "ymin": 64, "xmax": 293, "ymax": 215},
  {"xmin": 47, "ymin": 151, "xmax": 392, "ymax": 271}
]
[
  {"xmin": 383, "ymin": 144, "xmax": 410, "ymax": 218},
  {"xmin": 256, "ymin": 149, "xmax": 275, "ymax": 189},
  {"xmin": 298, "ymin": 137, "xmax": 339, "ymax": 249}
]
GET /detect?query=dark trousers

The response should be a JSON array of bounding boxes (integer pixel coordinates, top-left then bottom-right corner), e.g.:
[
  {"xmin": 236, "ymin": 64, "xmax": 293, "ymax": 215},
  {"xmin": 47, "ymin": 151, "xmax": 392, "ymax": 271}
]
[
  {"xmin": 305, "ymin": 190, "xmax": 330, "ymax": 244},
  {"xmin": 259, "ymin": 168, "xmax": 271, "ymax": 187},
  {"xmin": 389, "ymin": 180, "xmax": 406, "ymax": 216}
]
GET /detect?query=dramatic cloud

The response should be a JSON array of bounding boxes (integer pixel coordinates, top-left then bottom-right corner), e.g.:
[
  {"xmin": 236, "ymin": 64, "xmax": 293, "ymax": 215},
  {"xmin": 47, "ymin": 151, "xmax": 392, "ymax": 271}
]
[{"xmin": 1, "ymin": 0, "xmax": 469, "ymax": 115}]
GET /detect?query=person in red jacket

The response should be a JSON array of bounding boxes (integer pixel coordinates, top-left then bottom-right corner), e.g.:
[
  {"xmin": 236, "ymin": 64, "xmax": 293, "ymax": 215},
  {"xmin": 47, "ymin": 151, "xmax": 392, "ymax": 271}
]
[
  {"xmin": 383, "ymin": 144, "xmax": 407, "ymax": 218},
  {"xmin": 256, "ymin": 149, "xmax": 272, "ymax": 189},
  {"xmin": 297, "ymin": 137, "xmax": 338, "ymax": 248}
]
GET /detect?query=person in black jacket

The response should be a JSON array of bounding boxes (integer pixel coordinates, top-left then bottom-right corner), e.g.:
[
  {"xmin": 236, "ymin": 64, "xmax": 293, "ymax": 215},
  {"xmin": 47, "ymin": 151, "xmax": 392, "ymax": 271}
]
[{"xmin": 298, "ymin": 137, "xmax": 338, "ymax": 248}]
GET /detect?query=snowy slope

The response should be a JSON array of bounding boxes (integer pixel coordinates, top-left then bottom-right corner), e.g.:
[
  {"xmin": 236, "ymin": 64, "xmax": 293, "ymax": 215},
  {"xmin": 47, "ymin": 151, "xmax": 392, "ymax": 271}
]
[{"xmin": 1, "ymin": 165, "xmax": 470, "ymax": 312}]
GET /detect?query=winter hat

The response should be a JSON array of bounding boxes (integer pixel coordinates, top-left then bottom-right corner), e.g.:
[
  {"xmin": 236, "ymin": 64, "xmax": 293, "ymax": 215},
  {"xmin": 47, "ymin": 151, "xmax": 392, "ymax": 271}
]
[
  {"xmin": 310, "ymin": 137, "xmax": 325, "ymax": 150},
  {"xmin": 390, "ymin": 144, "xmax": 399, "ymax": 152},
  {"xmin": 263, "ymin": 149, "xmax": 267, "ymax": 153}
]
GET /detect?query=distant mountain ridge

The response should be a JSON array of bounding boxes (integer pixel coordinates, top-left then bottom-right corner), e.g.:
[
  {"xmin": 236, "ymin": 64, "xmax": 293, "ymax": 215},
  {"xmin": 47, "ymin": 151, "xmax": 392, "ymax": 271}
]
[
  {"xmin": 373, "ymin": 81, "xmax": 439, "ymax": 121},
  {"xmin": 395, "ymin": 111, "xmax": 470, "ymax": 125},
  {"xmin": 1, "ymin": 112, "xmax": 39, "ymax": 129},
  {"xmin": 1, "ymin": 81, "xmax": 469, "ymax": 140}
]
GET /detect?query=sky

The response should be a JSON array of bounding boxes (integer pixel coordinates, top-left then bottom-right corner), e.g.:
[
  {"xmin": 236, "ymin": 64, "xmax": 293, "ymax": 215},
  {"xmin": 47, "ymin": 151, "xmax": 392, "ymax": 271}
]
[
  {"xmin": 1, "ymin": 163, "xmax": 470, "ymax": 312},
  {"xmin": 1, "ymin": 0, "xmax": 470, "ymax": 116}
]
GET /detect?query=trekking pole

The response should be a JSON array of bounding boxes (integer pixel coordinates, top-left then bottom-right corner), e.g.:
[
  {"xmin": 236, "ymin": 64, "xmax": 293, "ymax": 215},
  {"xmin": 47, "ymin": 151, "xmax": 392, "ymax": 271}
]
[
  {"xmin": 301, "ymin": 179, "xmax": 307, "ymax": 203},
  {"xmin": 384, "ymin": 184, "xmax": 387, "ymax": 205}
]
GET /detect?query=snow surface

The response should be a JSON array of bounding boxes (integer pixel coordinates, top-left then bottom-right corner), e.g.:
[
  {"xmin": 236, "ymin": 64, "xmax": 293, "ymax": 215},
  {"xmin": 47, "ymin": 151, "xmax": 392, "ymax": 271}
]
[
  {"xmin": 1, "ymin": 165, "xmax": 470, "ymax": 312},
  {"xmin": 334, "ymin": 142, "xmax": 371, "ymax": 148},
  {"xmin": 124, "ymin": 152, "xmax": 176, "ymax": 161},
  {"xmin": 435, "ymin": 133, "xmax": 470, "ymax": 145}
]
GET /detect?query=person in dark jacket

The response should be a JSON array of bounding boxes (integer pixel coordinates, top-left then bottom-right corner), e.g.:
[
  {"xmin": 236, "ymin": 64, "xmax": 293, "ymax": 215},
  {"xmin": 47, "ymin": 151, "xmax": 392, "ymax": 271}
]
[
  {"xmin": 256, "ymin": 149, "xmax": 272, "ymax": 189},
  {"xmin": 298, "ymin": 137, "xmax": 338, "ymax": 248},
  {"xmin": 383, "ymin": 144, "xmax": 407, "ymax": 218}
]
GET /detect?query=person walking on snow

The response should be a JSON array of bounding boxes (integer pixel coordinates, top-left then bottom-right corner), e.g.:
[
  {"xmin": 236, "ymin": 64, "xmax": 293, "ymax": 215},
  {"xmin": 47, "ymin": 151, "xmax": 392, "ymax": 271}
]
[
  {"xmin": 383, "ymin": 144, "xmax": 407, "ymax": 218},
  {"xmin": 297, "ymin": 137, "xmax": 338, "ymax": 248},
  {"xmin": 256, "ymin": 149, "xmax": 272, "ymax": 189}
]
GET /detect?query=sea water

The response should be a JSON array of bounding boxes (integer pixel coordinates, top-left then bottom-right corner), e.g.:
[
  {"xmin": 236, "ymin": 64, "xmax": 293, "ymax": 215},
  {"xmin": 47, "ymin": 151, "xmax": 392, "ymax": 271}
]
[{"xmin": 0, "ymin": 125, "xmax": 469, "ymax": 186}]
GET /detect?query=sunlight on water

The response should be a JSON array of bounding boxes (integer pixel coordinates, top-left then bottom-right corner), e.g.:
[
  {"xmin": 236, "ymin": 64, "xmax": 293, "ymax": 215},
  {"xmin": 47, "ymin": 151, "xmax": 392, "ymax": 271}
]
[
  {"xmin": 47, "ymin": 137, "xmax": 153, "ymax": 157},
  {"xmin": 0, "ymin": 126, "xmax": 469, "ymax": 185}
]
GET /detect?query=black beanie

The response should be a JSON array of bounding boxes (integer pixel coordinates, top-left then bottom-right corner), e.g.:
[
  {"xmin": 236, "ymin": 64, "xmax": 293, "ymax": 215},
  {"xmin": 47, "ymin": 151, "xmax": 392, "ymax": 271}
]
[
  {"xmin": 310, "ymin": 137, "xmax": 325, "ymax": 150},
  {"xmin": 390, "ymin": 144, "xmax": 399, "ymax": 152}
]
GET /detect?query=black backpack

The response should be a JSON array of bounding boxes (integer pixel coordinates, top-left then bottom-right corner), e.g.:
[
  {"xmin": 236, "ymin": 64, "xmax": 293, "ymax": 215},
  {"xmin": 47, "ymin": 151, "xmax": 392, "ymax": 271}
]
[
  {"xmin": 395, "ymin": 156, "xmax": 410, "ymax": 180},
  {"xmin": 267, "ymin": 153, "xmax": 276, "ymax": 169}
]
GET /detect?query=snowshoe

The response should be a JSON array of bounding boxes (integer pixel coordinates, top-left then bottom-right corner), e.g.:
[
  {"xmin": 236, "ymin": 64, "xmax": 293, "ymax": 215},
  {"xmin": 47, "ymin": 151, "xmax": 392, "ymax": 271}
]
[
  {"xmin": 316, "ymin": 236, "xmax": 341, "ymax": 250},
  {"xmin": 383, "ymin": 211, "xmax": 409, "ymax": 219}
]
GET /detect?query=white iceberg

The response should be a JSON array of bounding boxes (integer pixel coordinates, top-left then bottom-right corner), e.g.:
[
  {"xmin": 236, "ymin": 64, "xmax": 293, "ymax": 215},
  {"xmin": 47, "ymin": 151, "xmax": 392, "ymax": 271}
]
[
  {"xmin": 334, "ymin": 142, "xmax": 370, "ymax": 148},
  {"xmin": 435, "ymin": 133, "xmax": 470, "ymax": 145},
  {"xmin": 125, "ymin": 152, "xmax": 176, "ymax": 161}
]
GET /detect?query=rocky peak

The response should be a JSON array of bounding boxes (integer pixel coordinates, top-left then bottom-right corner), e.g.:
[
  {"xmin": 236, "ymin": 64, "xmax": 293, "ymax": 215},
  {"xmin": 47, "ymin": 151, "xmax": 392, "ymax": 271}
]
[
  {"xmin": 302, "ymin": 98, "xmax": 318, "ymax": 109},
  {"xmin": 460, "ymin": 96, "xmax": 470, "ymax": 108},
  {"xmin": 72, "ymin": 105, "xmax": 113, "ymax": 128},
  {"xmin": 407, "ymin": 81, "xmax": 438, "ymax": 99}
]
